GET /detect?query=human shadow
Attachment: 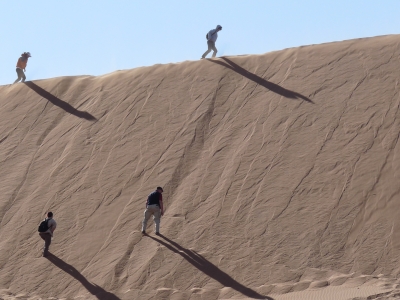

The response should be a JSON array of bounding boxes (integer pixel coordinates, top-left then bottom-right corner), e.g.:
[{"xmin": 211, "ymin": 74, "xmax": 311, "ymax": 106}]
[
  {"xmin": 208, "ymin": 57, "xmax": 313, "ymax": 104},
  {"xmin": 147, "ymin": 234, "xmax": 274, "ymax": 299},
  {"xmin": 46, "ymin": 254, "xmax": 121, "ymax": 300},
  {"xmin": 24, "ymin": 81, "xmax": 97, "ymax": 120}
]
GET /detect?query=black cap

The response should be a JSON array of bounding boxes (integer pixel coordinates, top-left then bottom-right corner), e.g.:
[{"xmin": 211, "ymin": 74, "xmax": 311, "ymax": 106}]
[{"xmin": 157, "ymin": 186, "xmax": 163, "ymax": 192}]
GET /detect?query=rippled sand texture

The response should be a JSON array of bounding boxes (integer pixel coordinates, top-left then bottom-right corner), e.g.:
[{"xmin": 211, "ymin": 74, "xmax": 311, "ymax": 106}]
[{"xmin": 1, "ymin": 35, "xmax": 400, "ymax": 299}]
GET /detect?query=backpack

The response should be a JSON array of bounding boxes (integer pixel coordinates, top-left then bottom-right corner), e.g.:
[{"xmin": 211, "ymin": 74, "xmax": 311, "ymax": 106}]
[{"xmin": 38, "ymin": 218, "xmax": 50, "ymax": 232}]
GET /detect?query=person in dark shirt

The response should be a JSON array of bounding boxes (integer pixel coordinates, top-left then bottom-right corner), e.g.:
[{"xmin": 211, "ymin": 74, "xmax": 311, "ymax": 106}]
[{"xmin": 142, "ymin": 187, "xmax": 164, "ymax": 235}]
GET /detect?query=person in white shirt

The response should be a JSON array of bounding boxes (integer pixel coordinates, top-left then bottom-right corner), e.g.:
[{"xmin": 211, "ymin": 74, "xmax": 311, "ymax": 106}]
[
  {"xmin": 201, "ymin": 25, "xmax": 222, "ymax": 59},
  {"xmin": 38, "ymin": 211, "xmax": 57, "ymax": 257}
]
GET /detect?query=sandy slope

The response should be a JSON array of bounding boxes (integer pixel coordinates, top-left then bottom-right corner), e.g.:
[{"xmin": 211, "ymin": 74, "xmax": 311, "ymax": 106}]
[{"xmin": 1, "ymin": 35, "xmax": 400, "ymax": 300}]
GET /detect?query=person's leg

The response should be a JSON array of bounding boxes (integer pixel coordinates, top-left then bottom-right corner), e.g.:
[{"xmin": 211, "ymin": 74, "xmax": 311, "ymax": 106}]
[
  {"xmin": 142, "ymin": 208, "xmax": 152, "ymax": 233},
  {"xmin": 45, "ymin": 234, "xmax": 52, "ymax": 253},
  {"xmin": 13, "ymin": 68, "xmax": 23, "ymax": 84},
  {"xmin": 39, "ymin": 233, "xmax": 45, "ymax": 255},
  {"xmin": 21, "ymin": 71, "xmax": 26, "ymax": 82},
  {"xmin": 153, "ymin": 207, "xmax": 161, "ymax": 233},
  {"xmin": 40, "ymin": 233, "xmax": 51, "ymax": 256},
  {"xmin": 201, "ymin": 41, "xmax": 213, "ymax": 58},
  {"xmin": 211, "ymin": 42, "xmax": 218, "ymax": 57}
]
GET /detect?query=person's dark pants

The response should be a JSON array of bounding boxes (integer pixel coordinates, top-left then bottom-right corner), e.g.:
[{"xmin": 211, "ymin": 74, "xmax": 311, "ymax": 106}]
[
  {"xmin": 39, "ymin": 232, "xmax": 52, "ymax": 256},
  {"xmin": 14, "ymin": 68, "xmax": 26, "ymax": 84},
  {"xmin": 202, "ymin": 41, "xmax": 218, "ymax": 58}
]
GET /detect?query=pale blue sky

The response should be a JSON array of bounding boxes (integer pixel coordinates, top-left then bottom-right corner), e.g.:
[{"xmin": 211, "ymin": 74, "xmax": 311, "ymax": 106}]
[{"xmin": 1, "ymin": 1, "xmax": 399, "ymax": 85}]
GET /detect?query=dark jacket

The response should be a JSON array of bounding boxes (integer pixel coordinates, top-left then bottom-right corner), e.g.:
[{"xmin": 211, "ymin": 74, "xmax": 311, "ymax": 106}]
[{"xmin": 146, "ymin": 191, "xmax": 162, "ymax": 207}]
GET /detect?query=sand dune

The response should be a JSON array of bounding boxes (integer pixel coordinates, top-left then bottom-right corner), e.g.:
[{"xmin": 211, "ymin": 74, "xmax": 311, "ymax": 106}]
[{"xmin": 1, "ymin": 35, "xmax": 400, "ymax": 299}]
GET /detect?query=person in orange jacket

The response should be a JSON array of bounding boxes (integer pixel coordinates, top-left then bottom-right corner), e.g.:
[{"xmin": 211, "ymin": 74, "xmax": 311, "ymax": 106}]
[{"xmin": 13, "ymin": 52, "xmax": 31, "ymax": 84}]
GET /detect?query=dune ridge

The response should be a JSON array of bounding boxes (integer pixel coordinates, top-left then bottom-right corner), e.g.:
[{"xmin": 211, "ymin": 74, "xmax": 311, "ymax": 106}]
[{"xmin": 1, "ymin": 35, "xmax": 400, "ymax": 299}]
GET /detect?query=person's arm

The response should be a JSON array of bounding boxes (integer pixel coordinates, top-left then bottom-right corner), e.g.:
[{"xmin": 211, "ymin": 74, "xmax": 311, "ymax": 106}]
[
  {"xmin": 50, "ymin": 220, "xmax": 57, "ymax": 233},
  {"xmin": 160, "ymin": 194, "xmax": 164, "ymax": 216}
]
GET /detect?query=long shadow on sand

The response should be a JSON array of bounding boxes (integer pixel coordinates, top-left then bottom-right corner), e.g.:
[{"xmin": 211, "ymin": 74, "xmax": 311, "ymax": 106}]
[
  {"xmin": 208, "ymin": 57, "xmax": 313, "ymax": 104},
  {"xmin": 24, "ymin": 81, "xmax": 97, "ymax": 120},
  {"xmin": 46, "ymin": 254, "xmax": 121, "ymax": 300},
  {"xmin": 148, "ymin": 234, "xmax": 274, "ymax": 300}
]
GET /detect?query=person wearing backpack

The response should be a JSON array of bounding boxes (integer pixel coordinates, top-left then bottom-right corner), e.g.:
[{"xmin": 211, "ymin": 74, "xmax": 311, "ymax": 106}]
[
  {"xmin": 13, "ymin": 52, "xmax": 31, "ymax": 84},
  {"xmin": 142, "ymin": 187, "xmax": 164, "ymax": 235},
  {"xmin": 38, "ymin": 211, "xmax": 57, "ymax": 257},
  {"xmin": 201, "ymin": 25, "xmax": 222, "ymax": 59}
]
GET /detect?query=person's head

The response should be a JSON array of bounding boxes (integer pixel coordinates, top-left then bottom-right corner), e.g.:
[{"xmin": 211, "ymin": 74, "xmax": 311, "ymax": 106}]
[
  {"xmin": 156, "ymin": 187, "xmax": 164, "ymax": 193},
  {"xmin": 47, "ymin": 211, "xmax": 53, "ymax": 218},
  {"xmin": 216, "ymin": 25, "xmax": 222, "ymax": 31},
  {"xmin": 22, "ymin": 52, "xmax": 31, "ymax": 58}
]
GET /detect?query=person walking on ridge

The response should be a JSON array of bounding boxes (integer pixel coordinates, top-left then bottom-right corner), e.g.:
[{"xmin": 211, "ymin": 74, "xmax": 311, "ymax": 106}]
[
  {"xmin": 13, "ymin": 52, "xmax": 31, "ymax": 84},
  {"xmin": 201, "ymin": 25, "xmax": 222, "ymax": 59},
  {"xmin": 38, "ymin": 211, "xmax": 57, "ymax": 257},
  {"xmin": 142, "ymin": 187, "xmax": 164, "ymax": 235}
]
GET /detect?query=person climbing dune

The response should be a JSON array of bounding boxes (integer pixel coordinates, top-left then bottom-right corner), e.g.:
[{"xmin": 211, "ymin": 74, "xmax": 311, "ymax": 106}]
[
  {"xmin": 38, "ymin": 211, "xmax": 57, "ymax": 257},
  {"xmin": 201, "ymin": 25, "xmax": 222, "ymax": 59},
  {"xmin": 13, "ymin": 52, "xmax": 31, "ymax": 84},
  {"xmin": 142, "ymin": 187, "xmax": 164, "ymax": 235}
]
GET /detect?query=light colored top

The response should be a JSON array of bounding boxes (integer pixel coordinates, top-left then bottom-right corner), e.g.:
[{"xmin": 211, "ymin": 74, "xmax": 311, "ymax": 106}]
[
  {"xmin": 45, "ymin": 218, "xmax": 57, "ymax": 236},
  {"xmin": 207, "ymin": 29, "xmax": 219, "ymax": 42}
]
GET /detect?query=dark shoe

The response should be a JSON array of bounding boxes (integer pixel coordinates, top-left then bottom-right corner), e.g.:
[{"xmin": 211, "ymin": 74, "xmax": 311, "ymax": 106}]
[
  {"xmin": 155, "ymin": 232, "xmax": 160, "ymax": 236},
  {"xmin": 141, "ymin": 230, "xmax": 146, "ymax": 234}
]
